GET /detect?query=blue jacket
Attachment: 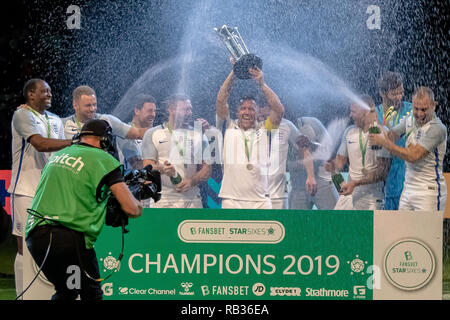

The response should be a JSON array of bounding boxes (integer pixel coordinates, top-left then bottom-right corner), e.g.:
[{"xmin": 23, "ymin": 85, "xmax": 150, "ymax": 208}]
[{"xmin": 375, "ymin": 101, "xmax": 413, "ymax": 198}]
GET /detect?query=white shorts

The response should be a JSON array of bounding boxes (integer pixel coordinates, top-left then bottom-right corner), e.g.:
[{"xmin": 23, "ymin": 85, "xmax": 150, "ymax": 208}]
[
  {"xmin": 221, "ymin": 198, "xmax": 272, "ymax": 209},
  {"xmin": 352, "ymin": 184, "xmax": 384, "ymax": 210},
  {"xmin": 334, "ymin": 194, "xmax": 353, "ymax": 210},
  {"xmin": 270, "ymin": 198, "xmax": 288, "ymax": 210},
  {"xmin": 11, "ymin": 194, "xmax": 33, "ymax": 237},
  {"xmin": 289, "ymin": 179, "xmax": 338, "ymax": 210},
  {"xmin": 153, "ymin": 197, "xmax": 203, "ymax": 209},
  {"xmin": 399, "ymin": 187, "xmax": 447, "ymax": 211}
]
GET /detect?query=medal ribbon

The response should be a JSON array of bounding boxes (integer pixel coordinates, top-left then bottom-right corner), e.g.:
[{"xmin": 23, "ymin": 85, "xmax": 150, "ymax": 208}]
[
  {"xmin": 74, "ymin": 115, "xmax": 83, "ymax": 131},
  {"xmin": 167, "ymin": 123, "xmax": 188, "ymax": 167},
  {"xmin": 382, "ymin": 105, "xmax": 400, "ymax": 126},
  {"xmin": 405, "ymin": 116, "xmax": 415, "ymax": 139},
  {"xmin": 27, "ymin": 106, "xmax": 51, "ymax": 138},
  {"xmin": 241, "ymin": 129, "xmax": 254, "ymax": 164},
  {"xmin": 359, "ymin": 129, "xmax": 369, "ymax": 169}
]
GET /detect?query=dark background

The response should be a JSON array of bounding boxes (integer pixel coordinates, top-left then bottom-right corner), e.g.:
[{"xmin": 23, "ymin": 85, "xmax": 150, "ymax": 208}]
[{"xmin": 0, "ymin": 0, "xmax": 448, "ymax": 170}]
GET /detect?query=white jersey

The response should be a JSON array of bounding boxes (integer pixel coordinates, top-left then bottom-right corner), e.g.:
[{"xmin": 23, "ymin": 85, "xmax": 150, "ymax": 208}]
[
  {"xmin": 141, "ymin": 122, "xmax": 208, "ymax": 200},
  {"xmin": 338, "ymin": 125, "xmax": 391, "ymax": 182},
  {"xmin": 337, "ymin": 125, "xmax": 391, "ymax": 201},
  {"xmin": 218, "ymin": 117, "xmax": 270, "ymax": 202},
  {"xmin": 393, "ymin": 114, "xmax": 447, "ymax": 202},
  {"xmin": 289, "ymin": 116, "xmax": 334, "ymax": 190},
  {"xmin": 61, "ymin": 113, "xmax": 131, "ymax": 140},
  {"xmin": 297, "ymin": 116, "xmax": 333, "ymax": 181},
  {"xmin": 266, "ymin": 119, "xmax": 301, "ymax": 199},
  {"xmin": 8, "ymin": 108, "xmax": 65, "ymax": 197}
]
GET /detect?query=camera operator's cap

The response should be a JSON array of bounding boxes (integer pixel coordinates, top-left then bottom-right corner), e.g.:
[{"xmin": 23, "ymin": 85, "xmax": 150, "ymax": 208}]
[{"xmin": 80, "ymin": 119, "xmax": 111, "ymax": 137}]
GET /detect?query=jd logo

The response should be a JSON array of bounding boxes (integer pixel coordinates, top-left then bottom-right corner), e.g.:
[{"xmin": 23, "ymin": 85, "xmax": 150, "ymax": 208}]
[{"xmin": 252, "ymin": 283, "xmax": 265, "ymax": 296}]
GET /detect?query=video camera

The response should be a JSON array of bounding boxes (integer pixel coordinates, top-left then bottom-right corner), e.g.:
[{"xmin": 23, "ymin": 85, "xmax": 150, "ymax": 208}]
[{"xmin": 105, "ymin": 165, "xmax": 161, "ymax": 230}]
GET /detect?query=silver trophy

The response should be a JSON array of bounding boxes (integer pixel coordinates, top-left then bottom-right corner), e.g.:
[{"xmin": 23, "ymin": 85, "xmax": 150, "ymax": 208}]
[{"xmin": 214, "ymin": 25, "xmax": 263, "ymax": 79}]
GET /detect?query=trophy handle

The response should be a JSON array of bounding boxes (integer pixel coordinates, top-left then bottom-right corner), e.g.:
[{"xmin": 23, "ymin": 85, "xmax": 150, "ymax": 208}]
[{"xmin": 214, "ymin": 25, "xmax": 263, "ymax": 80}]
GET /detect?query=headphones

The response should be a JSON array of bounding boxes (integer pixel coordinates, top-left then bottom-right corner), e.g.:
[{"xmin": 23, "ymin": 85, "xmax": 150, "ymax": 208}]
[
  {"xmin": 71, "ymin": 120, "xmax": 115, "ymax": 153},
  {"xmin": 98, "ymin": 125, "xmax": 114, "ymax": 152}
]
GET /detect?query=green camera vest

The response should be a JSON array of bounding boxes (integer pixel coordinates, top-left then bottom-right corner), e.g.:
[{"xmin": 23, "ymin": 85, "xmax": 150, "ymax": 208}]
[{"xmin": 25, "ymin": 144, "xmax": 122, "ymax": 249}]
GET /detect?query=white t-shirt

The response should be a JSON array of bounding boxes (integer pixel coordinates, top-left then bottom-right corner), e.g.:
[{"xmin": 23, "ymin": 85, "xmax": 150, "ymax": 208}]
[
  {"xmin": 141, "ymin": 122, "xmax": 208, "ymax": 200},
  {"xmin": 393, "ymin": 114, "xmax": 447, "ymax": 193},
  {"xmin": 289, "ymin": 117, "xmax": 334, "ymax": 190},
  {"xmin": 218, "ymin": 118, "xmax": 270, "ymax": 201},
  {"xmin": 338, "ymin": 125, "xmax": 391, "ymax": 182},
  {"xmin": 8, "ymin": 108, "xmax": 65, "ymax": 197},
  {"xmin": 61, "ymin": 113, "xmax": 131, "ymax": 140},
  {"xmin": 266, "ymin": 119, "xmax": 301, "ymax": 199}
]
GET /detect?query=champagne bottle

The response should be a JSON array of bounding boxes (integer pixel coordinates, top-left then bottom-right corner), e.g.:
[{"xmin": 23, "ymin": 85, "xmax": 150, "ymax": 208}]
[
  {"xmin": 170, "ymin": 172, "xmax": 182, "ymax": 185},
  {"xmin": 331, "ymin": 172, "xmax": 344, "ymax": 193},
  {"xmin": 368, "ymin": 121, "xmax": 381, "ymax": 150}
]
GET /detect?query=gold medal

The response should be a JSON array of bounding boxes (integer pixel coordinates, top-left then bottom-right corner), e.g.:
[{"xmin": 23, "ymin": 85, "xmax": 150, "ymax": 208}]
[{"xmin": 247, "ymin": 164, "xmax": 253, "ymax": 170}]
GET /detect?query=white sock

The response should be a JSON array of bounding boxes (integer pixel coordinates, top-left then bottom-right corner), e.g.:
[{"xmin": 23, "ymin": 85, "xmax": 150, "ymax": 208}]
[{"xmin": 14, "ymin": 253, "xmax": 23, "ymax": 299}]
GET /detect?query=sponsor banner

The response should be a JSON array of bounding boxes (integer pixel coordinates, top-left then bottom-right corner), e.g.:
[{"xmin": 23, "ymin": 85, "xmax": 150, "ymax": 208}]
[
  {"xmin": 96, "ymin": 209, "xmax": 374, "ymax": 300},
  {"xmin": 22, "ymin": 209, "xmax": 443, "ymax": 300},
  {"xmin": 373, "ymin": 211, "xmax": 442, "ymax": 299},
  {"xmin": 0, "ymin": 170, "xmax": 11, "ymax": 214}
]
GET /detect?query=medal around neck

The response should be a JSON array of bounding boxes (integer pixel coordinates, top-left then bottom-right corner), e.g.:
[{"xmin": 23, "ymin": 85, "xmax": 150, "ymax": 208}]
[{"xmin": 214, "ymin": 25, "xmax": 263, "ymax": 80}]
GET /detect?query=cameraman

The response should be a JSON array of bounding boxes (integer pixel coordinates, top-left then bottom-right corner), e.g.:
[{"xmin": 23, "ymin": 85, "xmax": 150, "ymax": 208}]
[{"xmin": 25, "ymin": 119, "xmax": 143, "ymax": 300}]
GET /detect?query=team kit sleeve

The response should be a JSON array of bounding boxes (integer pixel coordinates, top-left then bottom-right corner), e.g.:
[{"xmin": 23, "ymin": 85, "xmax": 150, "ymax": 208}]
[
  {"xmin": 56, "ymin": 117, "xmax": 66, "ymax": 139},
  {"xmin": 100, "ymin": 114, "xmax": 132, "ymax": 139},
  {"xmin": 12, "ymin": 109, "xmax": 41, "ymax": 141},
  {"xmin": 418, "ymin": 123, "xmax": 447, "ymax": 152},
  {"xmin": 119, "ymin": 138, "xmax": 141, "ymax": 160},
  {"xmin": 286, "ymin": 120, "xmax": 301, "ymax": 146},
  {"xmin": 391, "ymin": 116, "xmax": 407, "ymax": 137},
  {"xmin": 141, "ymin": 127, "xmax": 158, "ymax": 161},
  {"xmin": 337, "ymin": 126, "xmax": 350, "ymax": 157}
]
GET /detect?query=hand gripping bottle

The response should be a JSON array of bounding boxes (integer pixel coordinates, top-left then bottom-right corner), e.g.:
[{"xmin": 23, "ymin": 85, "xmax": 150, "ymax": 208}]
[
  {"xmin": 368, "ymin": 121, "xmax": 381, "ymax": 150},
  {"xmin": 331, "ymin": 172, "xmax": 345, "ymax": 193},
  {"xmin": 170, "ymin": 171, "xmax": 182, "ymax": 185}
]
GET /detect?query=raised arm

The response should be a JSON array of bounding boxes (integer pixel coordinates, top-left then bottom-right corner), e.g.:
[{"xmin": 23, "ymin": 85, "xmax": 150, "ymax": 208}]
[
  {"xmin": 249, "ymin": 67, "xmax": 284, "ymax": 126},
  {"xmin": 216, "ymin": 70, "xmax": 235, "ymax": 120}
]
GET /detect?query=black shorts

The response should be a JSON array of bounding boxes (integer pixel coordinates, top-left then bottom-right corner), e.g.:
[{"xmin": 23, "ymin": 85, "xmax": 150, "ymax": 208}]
[{"xmin": 26, "ymin": 224, "xmax": 103, "ymax": 300}]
